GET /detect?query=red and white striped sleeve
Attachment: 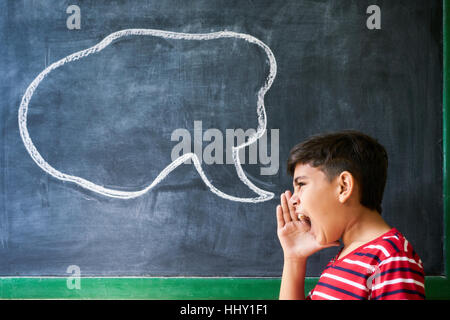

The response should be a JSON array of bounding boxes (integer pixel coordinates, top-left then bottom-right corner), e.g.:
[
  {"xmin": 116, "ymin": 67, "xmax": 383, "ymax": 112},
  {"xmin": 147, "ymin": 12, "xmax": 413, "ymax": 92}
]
[{"xmin": 370, "ymin": 251, "xmax": 425, "ymax": 300}]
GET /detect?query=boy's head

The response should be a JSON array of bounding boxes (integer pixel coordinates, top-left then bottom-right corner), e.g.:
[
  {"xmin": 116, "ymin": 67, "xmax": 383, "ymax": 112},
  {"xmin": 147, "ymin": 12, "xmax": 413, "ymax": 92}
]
[
  {"xmin": 288, "ymin": 130, "xmax": 388, "ymax": 214},
  {"xmin": 286, "ymin": 130, "xmax": 388, "ymax": 245}
]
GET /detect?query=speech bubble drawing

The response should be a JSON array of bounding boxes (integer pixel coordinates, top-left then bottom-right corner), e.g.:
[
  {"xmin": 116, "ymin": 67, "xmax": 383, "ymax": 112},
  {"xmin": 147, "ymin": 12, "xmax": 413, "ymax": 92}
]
[{"xmin": 18, "ymin": 29, "xmax": 277, "ymax": 203}]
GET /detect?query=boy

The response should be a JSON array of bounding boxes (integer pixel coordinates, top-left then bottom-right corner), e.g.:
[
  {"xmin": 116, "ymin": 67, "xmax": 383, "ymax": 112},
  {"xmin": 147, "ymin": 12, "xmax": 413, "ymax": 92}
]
[{"xmin": 277, "ymin": 130, "xmax": 425, "ymax": 300}]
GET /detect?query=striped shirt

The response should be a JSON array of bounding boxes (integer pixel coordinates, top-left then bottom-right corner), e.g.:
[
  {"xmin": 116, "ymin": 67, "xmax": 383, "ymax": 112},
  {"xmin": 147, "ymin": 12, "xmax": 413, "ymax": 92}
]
[{"xmin": 307, "ymin": 228, "xmax": 425, "ymax": 300}]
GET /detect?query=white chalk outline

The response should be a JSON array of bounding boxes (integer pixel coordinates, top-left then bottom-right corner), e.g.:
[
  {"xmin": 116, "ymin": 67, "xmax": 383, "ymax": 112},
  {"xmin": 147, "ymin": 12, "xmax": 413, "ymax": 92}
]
[{"xmin": 18, "ymin": 29, "xmax": 277, "ymax": 202}]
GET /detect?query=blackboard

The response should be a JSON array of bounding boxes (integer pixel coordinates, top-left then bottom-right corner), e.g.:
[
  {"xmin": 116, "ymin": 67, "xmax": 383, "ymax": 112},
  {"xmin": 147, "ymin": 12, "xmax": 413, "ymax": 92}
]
[{"xmin": 0, "ymin": 0, "xmax": 443, "ymax": 282}]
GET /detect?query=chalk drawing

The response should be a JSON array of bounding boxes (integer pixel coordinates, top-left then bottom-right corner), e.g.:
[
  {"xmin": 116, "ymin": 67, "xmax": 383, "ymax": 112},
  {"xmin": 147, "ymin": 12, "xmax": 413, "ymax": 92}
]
[{"xmin": 18, "ymin": 29, "xmax": 277, "ymax": 202}]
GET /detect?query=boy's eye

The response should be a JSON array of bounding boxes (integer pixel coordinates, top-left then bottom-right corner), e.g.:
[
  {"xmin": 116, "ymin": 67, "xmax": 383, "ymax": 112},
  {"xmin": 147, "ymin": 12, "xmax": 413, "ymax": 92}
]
[{"xmin": 295, "ymin": 182, "xmax": 305, "ymax": 189}]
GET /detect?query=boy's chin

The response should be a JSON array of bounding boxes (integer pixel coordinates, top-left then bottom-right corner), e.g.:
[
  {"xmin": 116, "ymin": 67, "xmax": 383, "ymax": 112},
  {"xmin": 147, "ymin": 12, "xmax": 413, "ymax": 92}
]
[
  {"xmin": 315, "ymin": 233, "xmax": 329, "ymax": 246},
  {"xmin": 313, "ymin": 233, "xmax": 324, "ymax": 245},
  {"xmin": 317, "ymin": 238, "xmax": 327, "ymax": 246}
]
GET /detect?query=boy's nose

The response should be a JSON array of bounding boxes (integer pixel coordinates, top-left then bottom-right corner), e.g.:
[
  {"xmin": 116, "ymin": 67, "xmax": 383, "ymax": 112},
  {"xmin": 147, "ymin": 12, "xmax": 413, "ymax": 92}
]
[{"xmin": 289, "ymin": 193, "xmax": 299, "ymax": 207}]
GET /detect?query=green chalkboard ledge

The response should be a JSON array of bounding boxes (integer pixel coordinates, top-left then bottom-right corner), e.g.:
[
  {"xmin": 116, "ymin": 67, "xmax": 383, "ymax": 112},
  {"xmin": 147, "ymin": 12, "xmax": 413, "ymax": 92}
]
[{"xmin": 0, "ymin": 277, "xmax": 449, "ymax": 299}]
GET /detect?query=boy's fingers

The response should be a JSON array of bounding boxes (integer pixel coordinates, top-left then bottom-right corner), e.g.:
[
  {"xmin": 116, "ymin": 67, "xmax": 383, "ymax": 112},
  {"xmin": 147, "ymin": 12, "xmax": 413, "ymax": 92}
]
[
  {"xmin": 280, "ymin": 193, "xmax": 292, "ymax": 223},
  {"xmin": 276, "ymin": 205, "xmax": 285, "ymax": 229}
]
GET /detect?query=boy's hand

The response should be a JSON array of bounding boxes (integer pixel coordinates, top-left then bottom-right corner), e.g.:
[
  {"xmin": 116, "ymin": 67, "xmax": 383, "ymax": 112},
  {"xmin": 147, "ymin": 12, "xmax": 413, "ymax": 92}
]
[{"xmin": 276, "ymin": 190, "xmax": 339, "ymax": 260}]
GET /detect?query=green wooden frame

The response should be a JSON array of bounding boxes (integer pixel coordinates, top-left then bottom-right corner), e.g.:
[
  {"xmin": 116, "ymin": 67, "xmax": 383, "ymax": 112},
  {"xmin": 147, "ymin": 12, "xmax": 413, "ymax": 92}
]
[{"xmin": 1, "ymin": 1, "xmax": 449, "ymax": 299}]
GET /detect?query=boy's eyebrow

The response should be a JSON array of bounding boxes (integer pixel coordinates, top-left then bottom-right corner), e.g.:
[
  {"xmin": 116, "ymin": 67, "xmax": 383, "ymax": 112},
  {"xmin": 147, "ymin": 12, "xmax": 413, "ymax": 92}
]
[{"xmin": 293, "ymin": 176, "xmax": 308, "ymax": 185}]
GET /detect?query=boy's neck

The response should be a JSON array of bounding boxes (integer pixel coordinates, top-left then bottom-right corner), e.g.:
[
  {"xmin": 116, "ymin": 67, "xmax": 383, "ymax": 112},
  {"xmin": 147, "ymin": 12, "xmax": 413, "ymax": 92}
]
[{"xmin": 341, "ymin": 207, "xmax": 391, "ymax": 249}]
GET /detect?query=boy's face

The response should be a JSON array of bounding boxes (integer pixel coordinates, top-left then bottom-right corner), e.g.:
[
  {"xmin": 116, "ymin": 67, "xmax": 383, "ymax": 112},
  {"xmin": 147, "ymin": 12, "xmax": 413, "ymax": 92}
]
[{"xmin": 290, "ymin": 163, "xmax": 345, "ymax": 245}]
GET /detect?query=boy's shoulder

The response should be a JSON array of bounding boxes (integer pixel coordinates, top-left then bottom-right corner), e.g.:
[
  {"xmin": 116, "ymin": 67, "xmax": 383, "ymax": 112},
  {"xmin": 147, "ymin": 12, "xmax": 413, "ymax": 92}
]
[
  {"xmin": 313, "ymin": 228, "xmax": 425, "ymax": 300},
  {"xmin": 351, "ymin": 228, "xmax": 424, "ymax": 268}
]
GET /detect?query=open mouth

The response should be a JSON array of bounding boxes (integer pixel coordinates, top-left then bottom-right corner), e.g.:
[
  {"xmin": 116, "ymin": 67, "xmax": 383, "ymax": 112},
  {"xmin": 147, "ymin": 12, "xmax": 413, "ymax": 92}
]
[{"xmin": 298, "ymin": 214, "xmax": 311, "ymax": 226}]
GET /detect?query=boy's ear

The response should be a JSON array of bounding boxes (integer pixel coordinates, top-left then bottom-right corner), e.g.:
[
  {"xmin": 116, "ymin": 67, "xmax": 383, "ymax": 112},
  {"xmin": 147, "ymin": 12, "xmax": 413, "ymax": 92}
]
[{"xmin": 337, "ymin": 171, "xmax": 354, "ymax": 203}]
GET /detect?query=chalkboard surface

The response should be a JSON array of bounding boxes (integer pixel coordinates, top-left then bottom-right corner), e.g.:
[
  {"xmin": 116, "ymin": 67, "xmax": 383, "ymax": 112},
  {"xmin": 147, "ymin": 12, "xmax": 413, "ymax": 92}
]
[{"xmin": 0, "ymin": 0, "xmax": 443, "ymax": 277}]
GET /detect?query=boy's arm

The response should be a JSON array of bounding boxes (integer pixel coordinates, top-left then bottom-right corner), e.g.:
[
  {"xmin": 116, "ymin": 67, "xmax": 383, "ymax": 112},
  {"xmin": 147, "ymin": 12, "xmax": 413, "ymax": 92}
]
[{"xmin": 279, "ymin": 258, "xmax": 307, "ymax": 300}]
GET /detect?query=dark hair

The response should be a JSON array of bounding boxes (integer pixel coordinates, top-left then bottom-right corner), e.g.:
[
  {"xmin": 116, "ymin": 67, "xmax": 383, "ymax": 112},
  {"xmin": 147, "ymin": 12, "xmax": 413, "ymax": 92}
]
[{"xmin": 287, "ymin": 130, "xmax": 388, "ymax": 214}]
